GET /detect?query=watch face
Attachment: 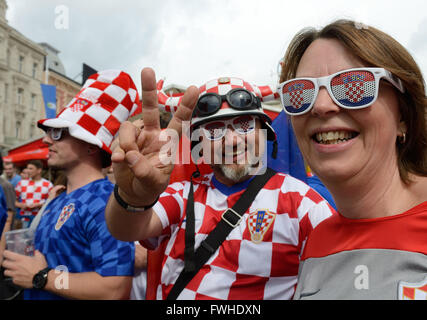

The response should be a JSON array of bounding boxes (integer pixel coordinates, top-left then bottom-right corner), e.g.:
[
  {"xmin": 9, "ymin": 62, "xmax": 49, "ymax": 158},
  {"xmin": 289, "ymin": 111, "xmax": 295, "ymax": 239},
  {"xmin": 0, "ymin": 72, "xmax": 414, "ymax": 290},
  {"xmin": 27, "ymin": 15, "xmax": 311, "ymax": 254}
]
[{"xmin": 33, "ymin": 270, "xmax": 49, "ymax": 289}]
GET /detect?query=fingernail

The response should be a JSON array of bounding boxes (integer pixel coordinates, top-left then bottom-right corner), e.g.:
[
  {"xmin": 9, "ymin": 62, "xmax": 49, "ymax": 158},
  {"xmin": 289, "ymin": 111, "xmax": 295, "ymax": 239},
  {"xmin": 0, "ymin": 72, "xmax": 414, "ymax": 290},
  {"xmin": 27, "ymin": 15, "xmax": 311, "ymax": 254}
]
[{"xmin": 126, "ymin": 151, "xmax": 139, "ymax": 167}]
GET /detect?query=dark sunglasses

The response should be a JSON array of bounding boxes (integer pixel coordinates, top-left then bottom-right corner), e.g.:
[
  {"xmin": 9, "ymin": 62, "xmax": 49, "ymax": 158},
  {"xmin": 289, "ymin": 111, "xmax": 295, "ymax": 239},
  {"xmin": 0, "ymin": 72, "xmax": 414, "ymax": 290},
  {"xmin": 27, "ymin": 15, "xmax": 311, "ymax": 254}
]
[
  {"xmin": 46, "ymin": 127, "xmax": 68, "ymax": 141},
  {"xmin": 193, "ymin": 88, "xmax": 261, "ymax": 118}
]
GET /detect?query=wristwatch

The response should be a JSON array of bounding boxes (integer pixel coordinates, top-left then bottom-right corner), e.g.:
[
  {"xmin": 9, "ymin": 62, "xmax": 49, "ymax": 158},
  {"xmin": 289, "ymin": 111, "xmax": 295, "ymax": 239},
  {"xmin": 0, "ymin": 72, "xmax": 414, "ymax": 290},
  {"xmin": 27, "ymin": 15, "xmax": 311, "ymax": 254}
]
[{"xmin": 32, "ymin": 267, "xmax": 52, "ymax": 290}]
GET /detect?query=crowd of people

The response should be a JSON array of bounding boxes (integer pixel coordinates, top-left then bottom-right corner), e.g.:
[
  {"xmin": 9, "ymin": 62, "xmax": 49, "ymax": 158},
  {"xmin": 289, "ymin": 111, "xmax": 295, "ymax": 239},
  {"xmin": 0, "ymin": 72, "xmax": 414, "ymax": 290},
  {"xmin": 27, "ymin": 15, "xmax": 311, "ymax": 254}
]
[{"xmin": 0, "ymin": 19, "xmax": 426, "ymax": 300}]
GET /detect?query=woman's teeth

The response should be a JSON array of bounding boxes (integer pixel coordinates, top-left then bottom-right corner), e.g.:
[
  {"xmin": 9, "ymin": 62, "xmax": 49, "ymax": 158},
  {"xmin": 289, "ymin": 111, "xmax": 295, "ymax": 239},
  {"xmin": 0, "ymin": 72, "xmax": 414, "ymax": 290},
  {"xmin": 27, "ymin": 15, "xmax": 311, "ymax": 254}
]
[{"xmin": 315, "ymin": 131, "xmax": 357, "ymax": 144}]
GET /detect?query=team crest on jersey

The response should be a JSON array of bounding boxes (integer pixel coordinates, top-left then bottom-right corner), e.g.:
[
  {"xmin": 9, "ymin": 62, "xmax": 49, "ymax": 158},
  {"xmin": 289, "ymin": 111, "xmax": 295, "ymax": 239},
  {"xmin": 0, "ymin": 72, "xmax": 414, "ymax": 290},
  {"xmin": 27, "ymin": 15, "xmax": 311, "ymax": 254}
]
[
  {"xmin": 247, "ymin": 209, "xmax": 276, "ymax": 243},
  {"xmin": 55, "ymin": 203, "xmax": 75, "ymax": 231},
  {"xmin": 398, "ymin": 276, "xmax": 427, "ymax": 300}
]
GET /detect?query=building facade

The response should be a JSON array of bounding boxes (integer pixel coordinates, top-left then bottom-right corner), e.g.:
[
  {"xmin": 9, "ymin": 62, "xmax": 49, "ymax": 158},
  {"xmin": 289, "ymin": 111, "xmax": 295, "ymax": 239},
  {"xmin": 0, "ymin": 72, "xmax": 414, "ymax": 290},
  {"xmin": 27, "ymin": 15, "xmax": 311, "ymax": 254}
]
[
  {"xmin": 40, "ymin": 42, "xmax": 80, "ymax": 114},
  {"xmin": 0, "ymin": 0, "xmax": 46, "ymax": 153},
  {"xmin": 0, "ymin": 0, "xmax": 81, "ymax": 154}
]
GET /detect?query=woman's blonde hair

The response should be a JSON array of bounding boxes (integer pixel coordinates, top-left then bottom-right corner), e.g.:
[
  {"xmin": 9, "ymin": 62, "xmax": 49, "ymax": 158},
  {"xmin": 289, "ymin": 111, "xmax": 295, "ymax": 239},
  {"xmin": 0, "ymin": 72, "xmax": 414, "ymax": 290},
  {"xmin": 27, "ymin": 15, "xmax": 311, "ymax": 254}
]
[{"xmin": 280, "ymin": 19, "xmax": 427, "ymax": 183}]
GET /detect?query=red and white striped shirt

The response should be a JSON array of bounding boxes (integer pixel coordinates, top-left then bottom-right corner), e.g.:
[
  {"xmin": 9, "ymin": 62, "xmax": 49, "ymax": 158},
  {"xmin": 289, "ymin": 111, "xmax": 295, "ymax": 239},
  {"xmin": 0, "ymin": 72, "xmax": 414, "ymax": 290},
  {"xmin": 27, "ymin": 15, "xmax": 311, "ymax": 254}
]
[{"xmin": 143, "ymin": 172, "xmax": 335, "ymax": 300}]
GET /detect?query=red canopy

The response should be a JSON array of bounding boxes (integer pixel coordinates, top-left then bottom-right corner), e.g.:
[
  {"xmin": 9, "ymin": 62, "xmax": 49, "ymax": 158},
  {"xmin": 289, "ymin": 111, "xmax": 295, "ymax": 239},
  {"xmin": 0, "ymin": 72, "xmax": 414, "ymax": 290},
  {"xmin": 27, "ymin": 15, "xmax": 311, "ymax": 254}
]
[{"xmin": 3, "ymin": 138, "xmax": 49, "ymax": 166}]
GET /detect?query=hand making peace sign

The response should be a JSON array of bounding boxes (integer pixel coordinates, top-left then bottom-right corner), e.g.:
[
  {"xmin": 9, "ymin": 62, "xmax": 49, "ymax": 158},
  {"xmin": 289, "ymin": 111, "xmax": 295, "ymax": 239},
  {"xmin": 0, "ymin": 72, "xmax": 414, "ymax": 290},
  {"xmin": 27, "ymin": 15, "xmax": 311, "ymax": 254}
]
[{"xmin": 111, "ymin": 68, "xmax": 199, "ymax": 208}]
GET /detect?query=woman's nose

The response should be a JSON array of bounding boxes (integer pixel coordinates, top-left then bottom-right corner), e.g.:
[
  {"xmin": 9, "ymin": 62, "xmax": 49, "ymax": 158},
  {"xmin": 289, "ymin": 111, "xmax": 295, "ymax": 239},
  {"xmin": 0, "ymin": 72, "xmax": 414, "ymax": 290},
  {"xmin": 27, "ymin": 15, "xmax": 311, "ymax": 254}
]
[{"xmin": 311, "ymin": 87, "xmax": 340, "ymax": 117}]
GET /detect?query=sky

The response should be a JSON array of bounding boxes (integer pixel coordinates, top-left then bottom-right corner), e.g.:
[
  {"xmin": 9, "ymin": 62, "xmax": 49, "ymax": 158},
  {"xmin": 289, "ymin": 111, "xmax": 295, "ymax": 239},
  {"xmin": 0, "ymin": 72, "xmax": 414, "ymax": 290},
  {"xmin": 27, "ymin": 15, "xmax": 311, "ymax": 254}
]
[{"xmin": 6, "ymin": 0, "xmax": 427, "ymax": 91}]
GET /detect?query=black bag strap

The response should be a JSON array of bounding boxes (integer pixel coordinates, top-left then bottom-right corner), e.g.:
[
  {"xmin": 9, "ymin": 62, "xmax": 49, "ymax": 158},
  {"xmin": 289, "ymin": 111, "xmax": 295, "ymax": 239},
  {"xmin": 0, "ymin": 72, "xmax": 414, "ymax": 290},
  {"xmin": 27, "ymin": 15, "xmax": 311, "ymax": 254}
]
[{"xmin": 167, "ymin": 167, "xmax": 276, "ymax": 300}]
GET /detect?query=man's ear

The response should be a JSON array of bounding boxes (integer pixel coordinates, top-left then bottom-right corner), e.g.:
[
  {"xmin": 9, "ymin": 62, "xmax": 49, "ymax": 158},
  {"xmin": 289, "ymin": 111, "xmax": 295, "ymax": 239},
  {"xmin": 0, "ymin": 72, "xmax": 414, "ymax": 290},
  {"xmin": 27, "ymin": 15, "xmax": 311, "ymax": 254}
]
[{"xmin": 87, "ymin": 145, "xmax": 99, "ymax": 155}]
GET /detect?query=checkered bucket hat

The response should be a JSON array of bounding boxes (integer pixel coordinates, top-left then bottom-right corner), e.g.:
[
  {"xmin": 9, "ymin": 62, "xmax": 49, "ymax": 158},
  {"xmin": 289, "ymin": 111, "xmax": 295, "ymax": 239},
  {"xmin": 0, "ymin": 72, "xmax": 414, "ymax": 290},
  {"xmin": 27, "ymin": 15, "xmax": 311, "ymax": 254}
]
[{"xmin": 38, "ymin": 70, "xmax": 141, "ymax": 154}]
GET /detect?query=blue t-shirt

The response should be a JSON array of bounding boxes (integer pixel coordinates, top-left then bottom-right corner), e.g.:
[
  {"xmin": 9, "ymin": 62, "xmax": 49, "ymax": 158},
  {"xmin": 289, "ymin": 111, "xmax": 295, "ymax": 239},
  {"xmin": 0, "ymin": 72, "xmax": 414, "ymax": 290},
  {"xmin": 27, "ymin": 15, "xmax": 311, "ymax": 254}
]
[
  {"xmin": 8, "ymin": 174, "xmax": 21, "ymax": 188},
  {"xmin": 25, "ymin": 178, "xmax": 135, "ymax": 300}
]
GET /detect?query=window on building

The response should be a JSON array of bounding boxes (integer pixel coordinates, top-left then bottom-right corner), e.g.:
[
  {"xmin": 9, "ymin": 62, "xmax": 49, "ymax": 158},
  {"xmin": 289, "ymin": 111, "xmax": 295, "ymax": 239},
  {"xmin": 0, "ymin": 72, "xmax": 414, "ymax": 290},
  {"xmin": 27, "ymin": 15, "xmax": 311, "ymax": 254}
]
[
  {"xmin": 17, "ymin": 88, "xmax": 24, "ymax": 105},
  {"xmin": 19, "ymin": 56, "xmax": 24, "ymax": 73},
  {"xmin": 31, "ymin": 93, "xmax": 37, "ymax": 110},
  {"xmin": 30, "ymin": 123, "xmax": 35, "ymax": 138},
  {"xmin": 32, "ymin": 63, "xmax": 38, "ymax": 78},
  {"xmin": 15, "ymin": 121, "xmax": 21, "ymax": 139},
  {"xmin": 4, "ymin": 83, "xmax": 8, "ymax": 102}
]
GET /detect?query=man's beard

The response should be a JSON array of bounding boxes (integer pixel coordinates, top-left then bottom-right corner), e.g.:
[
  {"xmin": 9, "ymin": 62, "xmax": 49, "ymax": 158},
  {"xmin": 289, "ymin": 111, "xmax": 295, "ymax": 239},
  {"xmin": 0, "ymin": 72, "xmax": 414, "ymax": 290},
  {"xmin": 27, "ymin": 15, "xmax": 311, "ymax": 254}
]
[{"xmin": 218, "ymin": 163, "xmax": 253, "ymax": 183}]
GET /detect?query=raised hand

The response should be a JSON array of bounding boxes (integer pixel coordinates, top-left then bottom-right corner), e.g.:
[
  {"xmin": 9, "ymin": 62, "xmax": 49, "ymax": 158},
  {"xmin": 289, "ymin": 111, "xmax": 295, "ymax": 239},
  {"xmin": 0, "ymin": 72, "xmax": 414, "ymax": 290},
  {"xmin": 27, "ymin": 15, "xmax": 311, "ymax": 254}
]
[{"xmin": 111, "ymin": 67, "xmax": 198, "ymax": 207}]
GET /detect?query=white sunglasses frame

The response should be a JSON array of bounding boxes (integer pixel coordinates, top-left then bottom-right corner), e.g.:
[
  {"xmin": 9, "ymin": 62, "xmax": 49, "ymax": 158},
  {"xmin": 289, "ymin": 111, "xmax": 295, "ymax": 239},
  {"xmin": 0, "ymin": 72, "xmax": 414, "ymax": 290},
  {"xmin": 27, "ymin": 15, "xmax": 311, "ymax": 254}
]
[
  {"xmin": 47, "ymin": 127, "xmax": 67, "ymax": 141},
  {"xmin": 277, "ymin": 67, "xmax": 405, "ymax": 116},
  {"xmin": 200, "ymin": 115, "xmax": 256, "ymax": 141}
]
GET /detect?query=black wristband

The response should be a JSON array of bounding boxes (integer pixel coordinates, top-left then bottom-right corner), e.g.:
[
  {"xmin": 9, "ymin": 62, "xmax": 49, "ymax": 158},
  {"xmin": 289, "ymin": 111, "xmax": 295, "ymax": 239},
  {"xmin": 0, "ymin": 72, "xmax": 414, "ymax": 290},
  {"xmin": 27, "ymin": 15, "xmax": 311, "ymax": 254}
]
[{"xmin": 113, "ymin": 184, "xmax": 158, "ymax": 212}]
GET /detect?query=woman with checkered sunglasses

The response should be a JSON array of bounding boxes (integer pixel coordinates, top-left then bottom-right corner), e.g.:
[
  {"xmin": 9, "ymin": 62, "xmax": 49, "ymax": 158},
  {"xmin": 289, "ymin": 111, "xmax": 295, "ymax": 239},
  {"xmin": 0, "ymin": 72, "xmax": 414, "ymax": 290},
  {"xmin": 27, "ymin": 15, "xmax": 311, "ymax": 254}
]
[{"xmin": 277, "ymin": 19, "xmax": 427, "ymax": 300}]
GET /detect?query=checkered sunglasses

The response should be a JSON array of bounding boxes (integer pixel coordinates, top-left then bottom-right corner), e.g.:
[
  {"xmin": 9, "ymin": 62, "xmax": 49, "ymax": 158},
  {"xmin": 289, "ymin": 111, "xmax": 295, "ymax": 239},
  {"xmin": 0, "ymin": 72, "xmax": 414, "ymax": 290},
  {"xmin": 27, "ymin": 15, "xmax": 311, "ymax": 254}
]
[
  {"xmin": 200, "ymin": 115, "xmax": 256, "ymax": 140},
  {"xmin": 278, "ymin": 67, "xmax": 405, "ymax": 116}
]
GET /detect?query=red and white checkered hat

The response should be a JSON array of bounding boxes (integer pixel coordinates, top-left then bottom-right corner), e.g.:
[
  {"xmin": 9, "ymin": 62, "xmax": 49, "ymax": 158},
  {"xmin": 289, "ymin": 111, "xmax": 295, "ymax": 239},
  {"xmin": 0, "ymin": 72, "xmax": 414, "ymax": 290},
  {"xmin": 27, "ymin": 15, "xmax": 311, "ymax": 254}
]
[
  {"xmin": 38, "ymin": 70, "xmax": 141, "ymax": 154},
  {"xmin": 158, "ymin": 77, "xmax": 278, "ymax": 141},
  {"xmin": 158, "ymin": 76, "xmax": 278, "ymax": 114}
]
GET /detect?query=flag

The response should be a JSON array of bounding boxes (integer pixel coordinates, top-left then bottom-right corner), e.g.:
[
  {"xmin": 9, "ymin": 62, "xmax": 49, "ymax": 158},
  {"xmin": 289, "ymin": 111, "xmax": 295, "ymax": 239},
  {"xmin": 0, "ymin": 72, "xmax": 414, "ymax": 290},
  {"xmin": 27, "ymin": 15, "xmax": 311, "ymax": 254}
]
[
  {"xmin": 267, "ymin": 110, "xmax": 307, "ymax": 181},
  {"xmin": 40, "ymin": 84, "xmax": 57, "ymax": 119},
  {"xmin": 267, "ymin": 110, "xmax": 336, "ymax": 209},
  {"xmin": 82, "ymin": 63, "xmax": 98, "ymax": 85}
]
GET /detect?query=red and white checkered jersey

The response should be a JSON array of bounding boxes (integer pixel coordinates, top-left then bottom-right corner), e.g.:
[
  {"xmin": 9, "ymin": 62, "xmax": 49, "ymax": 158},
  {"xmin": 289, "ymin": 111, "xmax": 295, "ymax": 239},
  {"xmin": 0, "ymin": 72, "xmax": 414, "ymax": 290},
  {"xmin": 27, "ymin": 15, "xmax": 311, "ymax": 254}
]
[
  {"xmin": 142, "ymin": 171, "xmax": 335, "ymax": 300},
  {"xmin": 15, "ymin": 178, "xmax": 53, "ymax": 217}
]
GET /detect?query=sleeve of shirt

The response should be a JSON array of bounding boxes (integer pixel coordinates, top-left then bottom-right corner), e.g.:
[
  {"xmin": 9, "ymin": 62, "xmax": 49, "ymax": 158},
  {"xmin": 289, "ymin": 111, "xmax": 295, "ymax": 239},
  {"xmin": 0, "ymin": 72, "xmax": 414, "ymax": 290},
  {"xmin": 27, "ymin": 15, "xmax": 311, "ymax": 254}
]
[
  {"xmin": 84, "ymin": 200, "xmax": 135, "ymax": 277},
  {"xmin": 279, "ymin": 174, "xmax": 335, "ymax": 250},
  {"xmin": 140, "ymin": 181, "xmax": 187, "ymax": 250}
]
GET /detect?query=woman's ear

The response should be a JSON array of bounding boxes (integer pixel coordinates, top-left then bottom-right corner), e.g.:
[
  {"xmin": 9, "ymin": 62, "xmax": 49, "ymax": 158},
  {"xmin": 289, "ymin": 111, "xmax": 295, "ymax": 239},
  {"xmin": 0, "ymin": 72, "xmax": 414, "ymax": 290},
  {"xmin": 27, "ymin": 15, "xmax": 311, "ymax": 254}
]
[{"xmin": 398, "ymin": 120, "xmax": 407, "ymax": 137}]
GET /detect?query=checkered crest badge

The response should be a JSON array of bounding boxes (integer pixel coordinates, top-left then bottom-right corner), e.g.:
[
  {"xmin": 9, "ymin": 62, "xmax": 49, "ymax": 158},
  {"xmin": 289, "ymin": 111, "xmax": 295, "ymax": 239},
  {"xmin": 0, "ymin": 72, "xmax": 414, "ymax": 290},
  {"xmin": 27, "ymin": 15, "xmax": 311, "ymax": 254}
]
[
  {"xmin": 247, "ymin": 209, "xmax": 276, "ymax": 243},
  {"xmin": 398, "ymin": 276, "xmax": 427, "ymax": 300},
  {"xmin": 55, "ymin": 203, "xmax": 75, "ymax": 231}
]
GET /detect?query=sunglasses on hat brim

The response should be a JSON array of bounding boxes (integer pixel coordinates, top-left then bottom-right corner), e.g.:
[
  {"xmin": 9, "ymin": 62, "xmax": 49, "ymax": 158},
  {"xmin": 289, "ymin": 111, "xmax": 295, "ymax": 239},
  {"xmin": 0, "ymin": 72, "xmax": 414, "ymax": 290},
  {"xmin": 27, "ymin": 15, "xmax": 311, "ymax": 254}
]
[
  {"xmin": 194, "ymin": 88, "xmax": 261, "ymax": 118},
  {"xmin": 278, "ymin": 67, "xmax": 405, "ymax": 116}
]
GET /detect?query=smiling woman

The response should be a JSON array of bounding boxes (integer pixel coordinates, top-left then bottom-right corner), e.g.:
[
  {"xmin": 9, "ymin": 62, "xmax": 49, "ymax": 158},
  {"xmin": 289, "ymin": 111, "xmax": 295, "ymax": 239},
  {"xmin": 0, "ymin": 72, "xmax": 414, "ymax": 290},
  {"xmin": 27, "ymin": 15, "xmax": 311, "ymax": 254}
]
[{"xmin": 278, "ymin": 19, "xmax": 427, "ymax": 300}]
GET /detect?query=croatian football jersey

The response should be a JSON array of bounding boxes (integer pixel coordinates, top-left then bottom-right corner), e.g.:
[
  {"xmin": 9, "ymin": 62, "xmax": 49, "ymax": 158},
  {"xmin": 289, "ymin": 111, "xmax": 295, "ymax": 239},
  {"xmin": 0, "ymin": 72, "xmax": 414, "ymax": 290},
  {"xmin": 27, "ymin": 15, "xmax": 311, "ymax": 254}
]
[
  {"xmin": 142, "ymin": 171, "xmax": 335, "ymax": 300},
  {"xmin": 25, "ymin": 178, "xmax": 135, "ymax": 300},
  {"xmin": 15, "ymin": 178, "xmax": 53, "ymax": 219},
  {"xmin": 293, "ymin": 201, "xmax": 427, "ymax": 300}
]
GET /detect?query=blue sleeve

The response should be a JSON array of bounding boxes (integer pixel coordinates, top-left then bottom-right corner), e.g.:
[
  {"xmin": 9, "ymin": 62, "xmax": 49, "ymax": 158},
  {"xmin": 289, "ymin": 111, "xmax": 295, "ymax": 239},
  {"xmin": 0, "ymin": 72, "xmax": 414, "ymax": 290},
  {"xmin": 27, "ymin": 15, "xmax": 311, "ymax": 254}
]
[
  {"xmin": 0, "ymin": 185, "xmax": 7, "ymax": 238},
  {"xmin": 85, "ymin": 199, "xmax": 135, "ymax": 277}
]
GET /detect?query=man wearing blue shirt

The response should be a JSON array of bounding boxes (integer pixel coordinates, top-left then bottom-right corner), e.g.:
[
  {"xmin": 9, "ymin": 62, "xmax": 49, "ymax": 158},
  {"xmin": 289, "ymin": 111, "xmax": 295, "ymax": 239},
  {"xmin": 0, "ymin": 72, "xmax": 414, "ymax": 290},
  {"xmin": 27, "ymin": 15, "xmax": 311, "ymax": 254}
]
[
  {"xmin": 3, "ymin": 162, "xmax": 21, "ymax": 189},
  {"xmin": 0, "ymin": 185, "xmax": 7, "ymax": 238},
  {"xmin": 1, "ymin": 70, "xmax": 140, "ymax": 299}
]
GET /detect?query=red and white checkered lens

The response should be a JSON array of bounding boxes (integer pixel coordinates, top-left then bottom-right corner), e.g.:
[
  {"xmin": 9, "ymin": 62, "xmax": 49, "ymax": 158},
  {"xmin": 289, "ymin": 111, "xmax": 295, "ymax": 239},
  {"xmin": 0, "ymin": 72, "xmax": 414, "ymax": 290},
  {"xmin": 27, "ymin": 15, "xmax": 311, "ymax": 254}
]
[
  {"xmin": 202, "ymin": 115, "xmax": 256, "ymax": 140},
  {"xmin": 330, "ymin": 70, "xmax": 376, "ymax": 107},
  {"xmin": 278, "ymin": 68, "xmax": 404, "ymax": 116},
  {"xmin": 280, "ymin": 79, "xmax": 316, "ymax": 114}
]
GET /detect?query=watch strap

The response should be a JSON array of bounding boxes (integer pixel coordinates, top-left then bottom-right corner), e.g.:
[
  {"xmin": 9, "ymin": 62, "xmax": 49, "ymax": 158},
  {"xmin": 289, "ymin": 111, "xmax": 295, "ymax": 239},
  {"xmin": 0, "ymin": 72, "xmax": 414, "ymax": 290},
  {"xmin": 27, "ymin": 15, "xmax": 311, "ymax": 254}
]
[
  {"xmin": 33, "ymin": 267, "xmax": 52, "ymax": 289},
  {"xmin": 113, "ymin": 184, "xmax": 159, "ymax": 213}
]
